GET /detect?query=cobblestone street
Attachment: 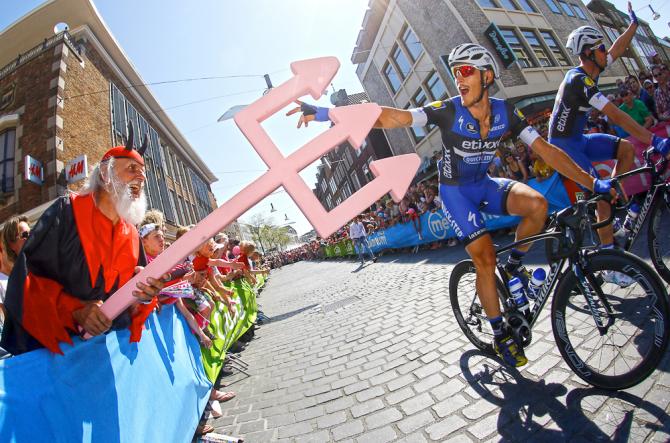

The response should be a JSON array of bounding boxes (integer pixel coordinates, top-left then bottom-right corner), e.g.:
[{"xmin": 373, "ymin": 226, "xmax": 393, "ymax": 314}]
[{"xmin": 210, "ymin": 238, "xmax": 670, "ymax": 442}]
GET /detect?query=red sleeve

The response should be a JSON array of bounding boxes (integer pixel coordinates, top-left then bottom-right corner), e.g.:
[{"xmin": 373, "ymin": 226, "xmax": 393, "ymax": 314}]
[
  {"xmin": 22, "ymin": 273, "xmax": 85, "ymax": 354},
  {"xmin": 236, "ymin": 254, "xmax": 250, "ymax": 270},
  {"xmin": 128, "ymin": 298, "xmax": 158, "ymax": 343}
]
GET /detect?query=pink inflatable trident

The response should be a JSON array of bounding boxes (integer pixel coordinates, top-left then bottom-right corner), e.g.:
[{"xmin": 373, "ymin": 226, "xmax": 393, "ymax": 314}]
[{"xmin": 90, "ymin": 56, "xmax": 420, "ymax": 329}]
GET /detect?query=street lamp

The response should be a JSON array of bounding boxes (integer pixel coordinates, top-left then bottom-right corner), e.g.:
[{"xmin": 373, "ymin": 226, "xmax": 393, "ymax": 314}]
[
  {"xmin": 217, "ymin": 74, "xmax": 274, "ymax": 122},
  {"xmin": 637, "ymin": 4, "xmax": 660, "ymax": 20}
]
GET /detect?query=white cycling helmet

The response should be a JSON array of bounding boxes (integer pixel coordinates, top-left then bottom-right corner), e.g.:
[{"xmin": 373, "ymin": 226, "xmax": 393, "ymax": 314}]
[
  {"xmin": 566, "ymin": 26, "xmax": 604, "ymax": 55},
  {"xmin": 448, "ymin": 43, "xmax": 500, "ymax": 79}
]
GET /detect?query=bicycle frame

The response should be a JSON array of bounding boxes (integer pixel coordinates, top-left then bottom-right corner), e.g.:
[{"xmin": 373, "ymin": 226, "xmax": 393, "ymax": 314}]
[
  {"xmin": 494, "ymin": 230, "xmax": 569, "ymax": 329},
  {"xmin": 614, "ymin": 151, "xmax": 669, "ymax": 250}
]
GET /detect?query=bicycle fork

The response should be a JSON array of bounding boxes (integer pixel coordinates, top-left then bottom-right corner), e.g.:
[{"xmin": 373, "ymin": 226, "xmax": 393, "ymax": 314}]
[{"xmin": 572, "ymin": 253, "xmax": 615, "ymax": 335}]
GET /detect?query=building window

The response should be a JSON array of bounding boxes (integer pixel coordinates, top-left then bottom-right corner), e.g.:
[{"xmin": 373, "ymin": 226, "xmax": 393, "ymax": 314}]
[
  {"xmin": 476, "ymin": 0, "xmax": 498, "ymax": 7},
  {"xmin": 498, "ymin": 0, "xmax": 520, "ymax": 10},
  {"xmin": 111, "ymin": 84, "xmax": 127, "ymax": 140},
  {"xmin": 325, "ymin": 194, "xmax": 333, "ymax": 210},
  {"xmin": 329, "ymin": 176, "xmax": 337, "ymax": 194},
  {"xmin": 521, "ymin": 30, "xmax": 553, "ymax": 67},
  {"xmin": 391, "ymin": 45, "xmax": 412, "ymax": 79},
  {"xmin": 0, "ymin": 128, "xmax": 15, "ymax": 193},
  {"xmin": 500, "ymin": 28, "xmax": 536, "ymax": 68},
  {"xmin": 344, "ymin": 148, "xmax": 354, "ymax": 169},
  {"xmin": 517, "ymin": 0, "xmax": 537, "ymax": 13},
  {"xmin": 350, "ymin": 171, "xmax": 361, "ymax": 191},
  {"xmin": 357, "ymin": 139, "xmax": 367, "ymax": 157},
  {"xmin": 544, "ymin": 0, "xmax": 561, "ymax": 13},
  {"xmin": 558, "ymin": 1, "xmax": 574, "ymax": 16},
  {"xmin": 571, "ymin": 3, "xmax": 587, "ymax": 19},
  {"xmin": 540, "ymin": 31, "xmax": 570, "ymax": 66},
  {"xmin": 383, "ymin": 62, "xmax": 401, "ymax": 94},
  {"xmin": 425, "ymin": 71, "xmax": 448, "ymax": 101},
  {"xmin": 401, "ymin": 25, "xmax": 423, "ymax": 62}
]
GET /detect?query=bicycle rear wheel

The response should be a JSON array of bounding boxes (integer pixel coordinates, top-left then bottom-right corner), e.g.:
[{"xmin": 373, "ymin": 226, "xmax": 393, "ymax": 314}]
[
  {"xmin": 647, "ymin": 189, "xmax": 670, "ymax": 284},
  {"xmin": 449, "ymin": 260, "xmax": 506, "ymax": 354},
  {"xmin": 551, "ymin": 250, "xmax": 669, "ymax": 390}
]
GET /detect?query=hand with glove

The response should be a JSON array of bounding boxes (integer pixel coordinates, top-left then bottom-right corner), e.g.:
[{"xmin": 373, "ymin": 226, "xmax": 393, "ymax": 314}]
[{"xmin": 286, "ymin": 100, "xmax": 331, "ymax": 128}]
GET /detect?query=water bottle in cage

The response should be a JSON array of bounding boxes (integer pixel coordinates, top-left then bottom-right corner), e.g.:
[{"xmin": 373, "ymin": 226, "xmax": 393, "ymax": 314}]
[
  {"xmin": 527, "ymin": 268, "xmax": 546, "ymax": 301},
  {"xmin": 508, "ymin": 277, "xmax": 529, "ymax": 316}
]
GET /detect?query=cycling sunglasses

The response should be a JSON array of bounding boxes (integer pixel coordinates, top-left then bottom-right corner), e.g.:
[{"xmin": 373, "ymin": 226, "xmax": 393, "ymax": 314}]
[
  {"xmin": 590, "ymin": 43, "xmax": 606, "ymax": 53},
  {"xmin": 451, "ymin": 65, "xmax": 483, "ymax": 79}
]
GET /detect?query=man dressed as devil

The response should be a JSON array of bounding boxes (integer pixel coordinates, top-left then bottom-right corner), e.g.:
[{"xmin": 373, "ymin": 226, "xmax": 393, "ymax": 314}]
[{"xmin": 1, "ymin": 126, "xmax": 167, "ymax": 355}]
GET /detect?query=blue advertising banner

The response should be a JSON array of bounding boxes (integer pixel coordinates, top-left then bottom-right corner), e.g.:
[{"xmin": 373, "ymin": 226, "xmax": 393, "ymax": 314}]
[
  {"xmin": 367, "ymin": 174, "xmax": 570, "ymax": 253},
  {"xmin": 0, "ymin": 305, "xmax": 211, "ymax": 442}
]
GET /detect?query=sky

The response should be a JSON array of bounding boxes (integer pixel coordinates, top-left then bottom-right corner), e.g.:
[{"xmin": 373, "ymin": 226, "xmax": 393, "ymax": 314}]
[
  {"xmin": 0, "ymin": 0, "xmax": 370, "ymax": 236},
  {"xmin": 1, "ymin": 1, "xmax": 669, "ymax": 236}
]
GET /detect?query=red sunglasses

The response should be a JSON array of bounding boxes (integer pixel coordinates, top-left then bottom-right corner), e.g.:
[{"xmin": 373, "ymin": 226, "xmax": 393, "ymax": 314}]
[{"xmin": 451, "ymin": 65, "xmax": 478, "ymax": 78}]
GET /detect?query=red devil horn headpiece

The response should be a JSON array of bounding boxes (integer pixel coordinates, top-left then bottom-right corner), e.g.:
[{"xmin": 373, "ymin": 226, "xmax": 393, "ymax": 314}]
[{"xmin": 101, "ymin": 122, "xmax": 146, "ymax": 166}]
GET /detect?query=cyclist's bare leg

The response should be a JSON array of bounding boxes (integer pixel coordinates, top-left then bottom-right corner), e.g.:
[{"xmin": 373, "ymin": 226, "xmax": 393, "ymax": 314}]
[
  {"xmin": 597, "ymin": 139, "xmax": 635, "ymax": 244},
  {"xmin": 465, "ymin": 233, "xmax": 501, "ymax": 318},
  {"xmin": 505, "ymin": 183, "xmax": 548, "ymax": 253}
]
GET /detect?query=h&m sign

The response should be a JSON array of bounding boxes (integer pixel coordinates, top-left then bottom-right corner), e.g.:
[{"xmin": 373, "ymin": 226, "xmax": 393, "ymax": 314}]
[
  {"xmin": 24, "ymin": 155, "xmax": 44, "ymax": 185},
  {"xmin": 66, "ymin": 155, "xmax": 88, "ymax": 183}
]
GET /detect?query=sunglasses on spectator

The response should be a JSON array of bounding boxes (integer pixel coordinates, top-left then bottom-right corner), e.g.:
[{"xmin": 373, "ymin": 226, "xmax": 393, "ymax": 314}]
[
  {"xmin": 451, "ymin": 65, "xmax": 479, "ymax": 78},
  {"xmin": 19, "ymin": 231, "xmax": 30, "ymax": 240}
]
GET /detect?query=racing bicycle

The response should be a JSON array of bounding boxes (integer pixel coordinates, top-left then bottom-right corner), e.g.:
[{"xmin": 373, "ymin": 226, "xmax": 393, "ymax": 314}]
[
  {"xmin": 612, "ymin": 148, "xmax": 670, "ymax": 284},
  {"xmin": 449, "ymin": 193, "xmax": 669, "ymax": 390}
]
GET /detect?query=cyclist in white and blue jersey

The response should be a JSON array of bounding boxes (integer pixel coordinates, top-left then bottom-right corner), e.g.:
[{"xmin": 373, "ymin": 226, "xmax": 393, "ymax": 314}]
[
  {"xmin": 289, "ymin": 44, "xmax": 614, "ymax": 367},
  {"xmin": 549, "ymin": 3, "xmax": 670, "ymax": 255}
]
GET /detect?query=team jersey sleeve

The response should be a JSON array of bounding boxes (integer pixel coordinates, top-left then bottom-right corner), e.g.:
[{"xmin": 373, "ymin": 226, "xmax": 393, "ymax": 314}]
[
  {"xmin": 418, "ymin": 99, "xmax": 454, "ymax": 128},
  {"xmin": 506, "ymin": 102, "xmax": 541, "ymax": 147},
  {"xmin": 574, "ymin": 73, "xmax": 609, "ymax": 111}
]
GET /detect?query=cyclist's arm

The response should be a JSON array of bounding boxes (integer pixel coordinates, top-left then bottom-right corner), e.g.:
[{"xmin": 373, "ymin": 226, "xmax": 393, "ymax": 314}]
[
  {"xmin": 527, "ymin": 137, "xmax": 596, "ymax": 191},
  {"xmin": 373, "ymin": 107, "xmax": 413, "ymax": 129},
  {"xmin": 601, "ymin": 102, "xmax": 653, "ymax": 144},
  {"xmin": 608, "ymin": 4, "xmax": 638, "ymax": 62}
]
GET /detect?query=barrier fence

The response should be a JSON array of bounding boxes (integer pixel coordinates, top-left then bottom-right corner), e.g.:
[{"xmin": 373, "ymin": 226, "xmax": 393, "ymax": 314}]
[
  {"xmin": 325, "ymin": 173, "xmax": 572, "ymax": 257},
  {"xmin": 0, "ymin": 276, "xmax": 265, "ymax": 442}
]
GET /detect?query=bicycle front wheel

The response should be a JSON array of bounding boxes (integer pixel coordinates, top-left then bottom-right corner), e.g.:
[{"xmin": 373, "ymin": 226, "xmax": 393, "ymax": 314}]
[
  {"xmin": 449, "ymin": 260, "xmax": 506, "ymax": 354},
  {"xmin": 551, "ymin": 250, "xmax": 669, "ymax": 390},
  {"xmin": 647, "ymin": 189, "xmax": 670, "ymax": 284}
]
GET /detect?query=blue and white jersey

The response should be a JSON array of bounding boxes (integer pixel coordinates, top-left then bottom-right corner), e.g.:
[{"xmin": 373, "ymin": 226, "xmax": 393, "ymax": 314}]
[
  {"xmin": 548, "ymin": 67, "xmax": 610, "ymax": 141},
  {"xmin": 412, "ymin": 97, "xmax": 538, "ymax": 185}
]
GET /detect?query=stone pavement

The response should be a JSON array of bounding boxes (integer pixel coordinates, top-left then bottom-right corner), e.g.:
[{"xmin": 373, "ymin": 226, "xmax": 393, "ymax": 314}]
[{"xmin": 207, "ymin": 238, "xmax": 670, "ymax": 442}]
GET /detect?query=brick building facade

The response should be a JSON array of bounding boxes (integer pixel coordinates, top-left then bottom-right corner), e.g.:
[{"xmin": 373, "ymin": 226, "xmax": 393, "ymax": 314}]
[{"xmin": 0, "ymin": 0, "xmax": 217, "ymax": 236}]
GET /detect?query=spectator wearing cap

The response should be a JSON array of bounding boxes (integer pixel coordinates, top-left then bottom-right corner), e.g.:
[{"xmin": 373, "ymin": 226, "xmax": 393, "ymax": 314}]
[{"xmin": 628, "ymin": 76, "xmax": 657, "ymax": 119}]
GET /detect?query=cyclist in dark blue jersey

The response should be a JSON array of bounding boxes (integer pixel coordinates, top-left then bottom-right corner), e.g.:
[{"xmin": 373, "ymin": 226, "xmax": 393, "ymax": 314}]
[
  {"xmin": 549, "ymin": 2, "xmax": 670, "ymax": 252},
  {"xmin": 289, "ymin": 44, "xmax": 613, "ymax": 367}
]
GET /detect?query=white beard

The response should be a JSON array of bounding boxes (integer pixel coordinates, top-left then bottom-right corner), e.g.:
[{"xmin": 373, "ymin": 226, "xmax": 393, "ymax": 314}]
[{"xmin": 108, "ymin": 173, "xmax": 147, "ymax": 226}]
